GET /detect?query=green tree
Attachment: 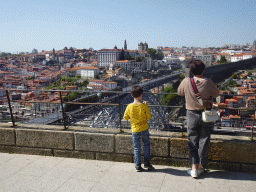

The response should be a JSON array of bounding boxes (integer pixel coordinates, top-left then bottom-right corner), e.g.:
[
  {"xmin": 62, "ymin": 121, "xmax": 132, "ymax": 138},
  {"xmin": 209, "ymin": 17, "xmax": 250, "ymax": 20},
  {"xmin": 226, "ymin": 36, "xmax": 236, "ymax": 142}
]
[
  {"xmin": 147, "ymin": 48, "xmax": 157, "ymax": 60},
  {"xmin": 161, "ymin": 86, "xmax": 177, "ymax": 105},
  {"xmin": 179, "ymin": 73, "xmax": 185, "ymax": 80},
  {"xmin": 220, "ymin": 56, "xmax": 227, "ymax": 64},
  {"xmin": 26, "ymin": 76, "xmax": 35, "ymax": 80},
  {"xmin": 156, "ymin": 51, "xmax": 164, "ymax": 60},
  {"xmin": 45, "ymin": 85, "xmax": 54, "ymax": 90},
  {"xmin": 248, "ymin": 71, "xmax": 252, "ymax": 76},
  {"xmin": 65, "ymin": 92, "xmax": 79, "ymax": 101},
  {"xmin": 136, "ymin": 57, "xmax": 142, "ymax": 62},
  {"xmin": 231, "ymin": 73, "xmax": 238, "ymax": 79},
  {"xmin": 119, "ymin": 49, "xmax": 125, "ymax": 60},
  {"xmin": 228, "ymin": 80, "xmax": 239, "ymax": 87},
  {"xmin": 125, "ymin": 51, "xmax": 132, "ymax": 60},
  {"xmin": 56, "ymin": 86, "xmax": 65, "ymax": 90},
  {"xmin": 94, "ymin": 74, "xmax": 100, "ymax": 79},
  {"xmin": 80, "ymin": 80, "xmax": 88, "ymax": 87}
]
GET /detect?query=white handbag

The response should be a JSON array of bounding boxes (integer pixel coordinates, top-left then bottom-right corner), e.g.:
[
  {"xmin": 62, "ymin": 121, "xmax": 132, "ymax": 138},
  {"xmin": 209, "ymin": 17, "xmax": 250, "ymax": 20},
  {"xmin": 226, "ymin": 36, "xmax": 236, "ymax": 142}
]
[
  {"xmin": 190, "ymin": 78, "xmax": 219, "ymax": 123},
  {"xmin": 202, "ymin": 109, "xmax": 219, "ymax": 123}
]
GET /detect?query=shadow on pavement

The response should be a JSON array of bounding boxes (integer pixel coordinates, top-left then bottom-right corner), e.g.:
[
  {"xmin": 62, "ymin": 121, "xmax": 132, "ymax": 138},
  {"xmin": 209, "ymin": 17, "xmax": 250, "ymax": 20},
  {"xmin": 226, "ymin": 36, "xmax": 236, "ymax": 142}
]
[{"xmin": 144, "ymin": 168, "xmax": 256, "ymax": 181}]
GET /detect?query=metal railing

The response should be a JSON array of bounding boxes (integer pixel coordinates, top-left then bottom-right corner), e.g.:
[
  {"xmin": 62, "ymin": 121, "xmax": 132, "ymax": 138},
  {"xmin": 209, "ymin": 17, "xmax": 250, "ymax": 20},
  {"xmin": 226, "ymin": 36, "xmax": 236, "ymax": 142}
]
[{"xmin": 1, "ymin": 89, "xmax": 255, "ymax": 141}]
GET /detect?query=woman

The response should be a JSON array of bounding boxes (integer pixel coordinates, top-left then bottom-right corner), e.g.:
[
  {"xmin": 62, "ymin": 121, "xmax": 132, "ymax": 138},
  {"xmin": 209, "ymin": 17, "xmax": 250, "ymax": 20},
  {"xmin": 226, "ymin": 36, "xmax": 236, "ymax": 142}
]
[{"xmin": 177, "ymin": 60, "xmax": 219, "ymax": 178}]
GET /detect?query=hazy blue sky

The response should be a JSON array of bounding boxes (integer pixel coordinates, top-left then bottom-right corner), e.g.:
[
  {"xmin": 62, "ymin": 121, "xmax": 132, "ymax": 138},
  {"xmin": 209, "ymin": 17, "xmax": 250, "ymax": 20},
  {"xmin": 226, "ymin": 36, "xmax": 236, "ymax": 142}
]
[{"xmin": 0, "ymin": 0, "xmax": 255, "ymax": 53}]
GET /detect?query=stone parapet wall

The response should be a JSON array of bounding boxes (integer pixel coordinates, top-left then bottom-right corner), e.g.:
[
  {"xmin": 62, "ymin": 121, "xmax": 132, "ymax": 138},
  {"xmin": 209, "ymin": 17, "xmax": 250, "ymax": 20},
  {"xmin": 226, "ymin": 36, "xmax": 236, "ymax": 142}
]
[{"xmin": 0, "ymin": 123, "xmax": 255, "ymax": 173}]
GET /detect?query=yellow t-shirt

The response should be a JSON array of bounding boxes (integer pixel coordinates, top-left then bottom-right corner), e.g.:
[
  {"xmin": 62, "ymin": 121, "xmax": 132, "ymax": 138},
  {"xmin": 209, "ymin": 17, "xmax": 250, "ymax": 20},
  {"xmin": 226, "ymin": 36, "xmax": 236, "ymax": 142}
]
[{"xmin": 123, "ymin": 103, "xmax": 151, "ymax": 133}]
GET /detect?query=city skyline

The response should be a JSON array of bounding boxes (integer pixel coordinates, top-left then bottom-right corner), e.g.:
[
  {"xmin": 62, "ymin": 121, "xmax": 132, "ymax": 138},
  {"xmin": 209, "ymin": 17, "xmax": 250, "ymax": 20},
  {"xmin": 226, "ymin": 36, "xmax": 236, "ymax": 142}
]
[{"xmin": 0, "ymin": 0, "xmax": 256, "ymax": 53}]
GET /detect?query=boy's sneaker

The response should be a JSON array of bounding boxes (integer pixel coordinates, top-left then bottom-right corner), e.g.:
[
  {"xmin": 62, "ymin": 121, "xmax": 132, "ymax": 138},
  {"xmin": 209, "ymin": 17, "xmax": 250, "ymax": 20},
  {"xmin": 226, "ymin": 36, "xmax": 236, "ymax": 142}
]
[
  {"xmin": 187, "ymin": 169, "xmax": 198, "ymax": 178},
  {"xmin": 135, "ymin": 165, "xmax": 144, "ymax": 172},
  {"xmin": 144, "ymin": 163, "xmax": 155, "ymax": 170}
]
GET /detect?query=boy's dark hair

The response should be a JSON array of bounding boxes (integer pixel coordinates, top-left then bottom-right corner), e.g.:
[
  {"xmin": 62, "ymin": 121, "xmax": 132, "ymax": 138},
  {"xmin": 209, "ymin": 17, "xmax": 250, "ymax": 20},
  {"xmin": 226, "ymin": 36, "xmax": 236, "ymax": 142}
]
[
  {"xmin": 189, "ymin": 60, "xmax": 205, "ymax": 75},
  {"xmin": 131, "ymin": 85, "xmax": 143, "ymax": 98}
]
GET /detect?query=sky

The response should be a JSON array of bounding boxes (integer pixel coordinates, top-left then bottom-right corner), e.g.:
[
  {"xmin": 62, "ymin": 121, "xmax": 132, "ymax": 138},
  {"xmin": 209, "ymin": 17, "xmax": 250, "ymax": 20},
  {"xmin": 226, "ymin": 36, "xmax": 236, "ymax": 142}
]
[{"xmin": 0, "ymin": 0, "xmax": 256, "ymax": 53}]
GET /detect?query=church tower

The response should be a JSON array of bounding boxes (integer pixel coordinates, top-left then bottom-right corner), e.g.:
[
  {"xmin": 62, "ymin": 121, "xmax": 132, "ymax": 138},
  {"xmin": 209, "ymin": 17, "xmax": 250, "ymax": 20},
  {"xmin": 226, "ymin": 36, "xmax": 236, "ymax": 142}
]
[
  {"xmin": 252, "ymin": 40, "xmax": 256, "ymax": 50},
  {"xmin": 143, "ymin": 42, "xmax": 148, "ymax": 51},
  {"xmin": 124, "ymin": 40, "xmax": 127, "ymax": 50},
  {"xmin": 53, "ymin": 48, "xmax": 55, "ymax": 56},
  {"xmin": 138, "ymin": 42, "xmax": 144, "ymax": 52}
]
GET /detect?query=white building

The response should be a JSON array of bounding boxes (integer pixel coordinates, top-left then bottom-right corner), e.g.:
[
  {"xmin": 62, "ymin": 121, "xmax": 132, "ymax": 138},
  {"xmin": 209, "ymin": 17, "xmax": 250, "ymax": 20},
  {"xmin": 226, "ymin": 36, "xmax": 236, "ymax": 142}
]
[
  {"xmin": 97, "ymin": 49, "xmax": 121, "ymax": 67},
  {"xmin": 87, "ymin": 84, "xmax": 103, "ymax": 90},
  {"xmin": 243, "ymin": 53, "xmax": 256, "ymax": 60},
  {"xmin": 231, "ymin": 54, "xmax": 243, "ymax": 62},
  {"xmin": 221, "ymin": 49, "xmax": 243, "ymax": 55},
  {"xmin": 59, "ymin": 57, "xmax": 65, "ymax": 63},
  {"xmin": 179, "ymin": 56, "xmax": 186, "ymax": 61},
  {"xmin": 80, "ymin": 66, "xmax": 99, "ymax": 79},
  {"xmin": 103, "ymin": 82, "xmax": 117, "ymax": 90},
  {"xmin": 88, "ymin": 80, "xmax": 117, "ymax": 90},
  {"xmin": 114, "ymin": 60, "xmax": 132, "ymax": 70},
  {"xmin": 69, "ymin": 66, "xmax": 99, "ymax": 78},
  {"xmin": 75, "ymin": 62, "xmax": 90, "ymax": 67},
  {"xmin": 88, "ymin": 80, "xmax": 105, "ymax": 85}
]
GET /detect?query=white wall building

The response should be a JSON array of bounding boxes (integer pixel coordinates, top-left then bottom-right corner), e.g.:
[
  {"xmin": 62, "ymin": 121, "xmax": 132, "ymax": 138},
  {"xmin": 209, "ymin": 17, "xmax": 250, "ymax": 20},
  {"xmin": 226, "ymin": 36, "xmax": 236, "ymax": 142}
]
[
  {"xmin": 80, "ymin": 66, "xmax": 100, "ymax": 79},
  {"xmin": 114, "ymin": 60, "xmax": 132, "ymax": 70},
  {"xmin": 221, "ymin": 49, "xmax": 243, "ymax": 55},
  {"xmin": 243, "ymin": 53, "xmax": 256, "ymax": 60},
  {"xmin": 75, "ymin": 62, "xmax": 90, "ymax": 67},
  {"xmin": 97, "ymin": 49, "xmax": 121, "ymax": 67},
  {"xmin": 88, "ymin": 80, "xmax": 117, "ymax": 90},
  {"xmin": 231, "ymin": 54, "xmax": 243, "ymax": 62},
  {"xmin": 103, "ymin": 82, "xmax": 117, "ymax": 90},
  {"xmin": 179, "ymin": 56, "xmax": 186, "ymax": 61}
]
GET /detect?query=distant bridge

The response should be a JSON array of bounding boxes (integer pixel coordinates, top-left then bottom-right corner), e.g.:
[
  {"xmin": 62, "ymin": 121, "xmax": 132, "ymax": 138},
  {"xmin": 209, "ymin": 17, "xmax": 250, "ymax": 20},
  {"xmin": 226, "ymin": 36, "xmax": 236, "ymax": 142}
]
[
  {"xmin": 24, "ymin": 71, "xmax": 184, "ymax": 129},
  {"xmin": 24, "ymin": 57, "xmax": 256, "ymax": 129}
]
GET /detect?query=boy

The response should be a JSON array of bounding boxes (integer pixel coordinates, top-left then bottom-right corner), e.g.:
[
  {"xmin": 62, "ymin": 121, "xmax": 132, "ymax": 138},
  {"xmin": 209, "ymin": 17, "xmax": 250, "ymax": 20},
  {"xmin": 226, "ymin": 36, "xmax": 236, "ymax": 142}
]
[{"xmin": 123, "ymin": 85, "xmax": 154, "ymax": 172}]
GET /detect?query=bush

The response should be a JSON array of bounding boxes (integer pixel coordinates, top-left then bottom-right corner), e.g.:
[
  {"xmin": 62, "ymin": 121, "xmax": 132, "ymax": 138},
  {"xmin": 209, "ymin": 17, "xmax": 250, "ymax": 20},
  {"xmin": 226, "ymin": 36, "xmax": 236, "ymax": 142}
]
[{"xmin": 65, "ymin": 92, "xmax": 79, "ymax": 101}]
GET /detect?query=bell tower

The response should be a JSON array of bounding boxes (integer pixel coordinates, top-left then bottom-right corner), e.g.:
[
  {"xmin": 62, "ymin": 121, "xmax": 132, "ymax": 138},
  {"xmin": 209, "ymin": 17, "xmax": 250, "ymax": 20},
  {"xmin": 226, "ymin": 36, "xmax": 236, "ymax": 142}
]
[{"xmin": 124, "ymin": 40, "xmax": 127, "ymax": 50}]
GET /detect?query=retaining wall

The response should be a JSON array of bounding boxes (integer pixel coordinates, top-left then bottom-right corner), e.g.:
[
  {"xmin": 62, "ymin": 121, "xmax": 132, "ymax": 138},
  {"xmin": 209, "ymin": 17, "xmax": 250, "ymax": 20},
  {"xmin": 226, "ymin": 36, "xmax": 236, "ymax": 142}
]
[{"xmin": 0, "ymin": 123, "xmax": 255, "ymax": 173}]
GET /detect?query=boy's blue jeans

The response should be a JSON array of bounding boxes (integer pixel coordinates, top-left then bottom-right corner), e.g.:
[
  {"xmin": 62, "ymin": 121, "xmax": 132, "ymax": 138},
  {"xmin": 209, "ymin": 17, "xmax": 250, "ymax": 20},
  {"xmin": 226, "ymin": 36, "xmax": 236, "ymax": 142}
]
[{"xmin": 132, "ymin": 129, "xmax": 150, "ymax": 166}]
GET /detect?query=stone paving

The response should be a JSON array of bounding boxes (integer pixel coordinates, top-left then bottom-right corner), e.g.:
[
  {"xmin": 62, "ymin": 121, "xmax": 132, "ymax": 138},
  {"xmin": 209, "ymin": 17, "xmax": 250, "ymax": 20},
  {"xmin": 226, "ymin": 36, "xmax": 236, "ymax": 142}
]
[{"xmin": 0, "ymin": 153, "xmax": 255, "ymax": 192}]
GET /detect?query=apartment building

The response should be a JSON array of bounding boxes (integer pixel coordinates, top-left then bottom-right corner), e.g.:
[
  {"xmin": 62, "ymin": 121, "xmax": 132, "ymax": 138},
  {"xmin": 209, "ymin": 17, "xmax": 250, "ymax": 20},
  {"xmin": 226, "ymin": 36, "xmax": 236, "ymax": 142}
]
[
  {"xmin": 114, "ymin": 60, "xmax": 131, "ymax": 70},
  {"xmin": 88, "ymin": 80, "xmax": 117, "ymax": 90},
  {"xmin": 69, "ymin": 66, "xmax": 99, "ymax": 78},
  {"xmin": 97, "ymin": 49, "xmax": 121, "ymax": 67}
]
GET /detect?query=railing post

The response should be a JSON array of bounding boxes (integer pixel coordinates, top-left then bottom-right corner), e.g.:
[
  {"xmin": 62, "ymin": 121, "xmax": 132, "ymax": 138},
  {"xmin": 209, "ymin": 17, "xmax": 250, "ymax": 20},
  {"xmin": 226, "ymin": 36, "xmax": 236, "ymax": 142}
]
[
  {"xmin": 59, "ymin": 91, "xmax": 67, "ymax": 129},
  {"xmin": 162, "ymin": 85, "xmax": 166, "ymax": 114},
  {"xmin": 118, "ymin": 93, "xmax": 123, "ymax": 133},
  {"xmin": 6, "ymin": 90, "xmax": 15, "ymax": 127},
  {"xmin": 252, "ymin": 108, "xmax": 255, "ymax": 141}
]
